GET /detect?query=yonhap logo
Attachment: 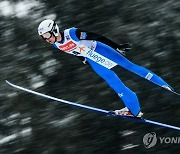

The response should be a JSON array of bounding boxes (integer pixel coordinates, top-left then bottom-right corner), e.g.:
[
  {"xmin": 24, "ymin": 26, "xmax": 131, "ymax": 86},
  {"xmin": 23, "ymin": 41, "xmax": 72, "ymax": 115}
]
[
  {"xmin": 143, "ymin": 132, "xmax": 157, "ymax": 148},
  {"xmin": 143, "ymin": 132, "xmax": 180, "ymax": 148}
]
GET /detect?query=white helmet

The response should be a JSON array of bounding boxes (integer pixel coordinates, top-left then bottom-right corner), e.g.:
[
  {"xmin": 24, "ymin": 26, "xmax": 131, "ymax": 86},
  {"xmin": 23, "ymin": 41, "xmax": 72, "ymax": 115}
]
[{"xmin": 38, "ymin": 19, "xmax": 59, "ymax": 37}]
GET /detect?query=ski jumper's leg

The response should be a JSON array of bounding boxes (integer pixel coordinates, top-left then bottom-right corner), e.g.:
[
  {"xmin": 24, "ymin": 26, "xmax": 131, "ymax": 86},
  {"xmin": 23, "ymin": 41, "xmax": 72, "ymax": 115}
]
[
  {"xmin": 86, "ymin": 58, "xmax": 141, "ymax": 116},
  {"xmin": 95, "ymin": 42, "xmax": 172, "ymax": 89}
]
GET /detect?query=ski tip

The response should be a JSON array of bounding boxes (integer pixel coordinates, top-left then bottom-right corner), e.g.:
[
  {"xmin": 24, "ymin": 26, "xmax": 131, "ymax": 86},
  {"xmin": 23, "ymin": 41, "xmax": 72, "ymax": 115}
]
[
  {"xmin": 5, "ymin": 80, "xmax": 10, "ymax": 85},
  {"xmin": 5, "ymin": 80, "xmax": 14, "ymax": 87}
]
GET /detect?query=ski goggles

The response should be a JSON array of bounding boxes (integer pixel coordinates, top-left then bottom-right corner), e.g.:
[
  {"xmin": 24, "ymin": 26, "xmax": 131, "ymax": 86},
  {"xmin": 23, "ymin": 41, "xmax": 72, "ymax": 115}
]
[{"xmin": 41, "ymin": 32, "xmax": 53, "ymax": 40}]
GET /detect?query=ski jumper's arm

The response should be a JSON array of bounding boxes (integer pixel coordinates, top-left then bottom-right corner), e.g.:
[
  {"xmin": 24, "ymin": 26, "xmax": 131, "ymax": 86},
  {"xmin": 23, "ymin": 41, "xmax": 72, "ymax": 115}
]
[{"xmin": 75, "ymin": 29, "xmax": 131, "ymax": 55}]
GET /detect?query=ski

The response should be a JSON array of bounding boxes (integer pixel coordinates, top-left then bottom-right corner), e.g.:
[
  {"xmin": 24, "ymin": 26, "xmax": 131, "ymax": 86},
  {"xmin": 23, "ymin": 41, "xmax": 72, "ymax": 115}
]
[
  {"xmin": 6, "ymin": 80, "xmax": 180, "ymax": 131},
  {"xmin": 171, "ymin": 91, "xmax": 180, "ymax": 96},
  {"xmin": 150, "ymin": 80, "xmax": 180, "ymax": 97},
  {"xmin": 160, "ymin": 87, "xmax": 180, "ymax": 96}
]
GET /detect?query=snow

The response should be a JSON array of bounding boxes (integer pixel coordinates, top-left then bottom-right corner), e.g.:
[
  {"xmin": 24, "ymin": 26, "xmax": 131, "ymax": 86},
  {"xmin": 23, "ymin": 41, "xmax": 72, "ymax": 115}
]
[
  {"xmin": 8, "ymin": 113, "xmax": 20, "ymax": 119},
  {"xmin": 0, "ymin": 0, "xmax": 43, "ymax": 18},
  {"xmin": 0, "ymin": 1, "xmax": 13, "ymax": 16},
  {"xmin": 29, "ymin": 74, "xmax": 45, "ymax": 89},
  {"xmin": 121, "ymin": 144, "xmax": 139, "ymax": 150},
  {"xmin": 121, "ymin": 130, "xmax": 136, "ymax": 136},
  {"xmin": 31, "ymin": 81, "xmax": 45, "ymax": 89},
  {"xmin": 20, "ymin": 117, "xmax": 31, "ymax": 125},
  {"xmin": 50, "ymin": 113, "xmax": 79, "ymax": 127},
  {"xmin": 0, "ymin": 128, "xmax": 32, "ymax": 145},
  {"xmin": 0, "ymin": 133, "xmax": 17, "ymax": 145},
  {"xmin": 40, "ymin": 59, "xmax": 60, "ymax": 76}
]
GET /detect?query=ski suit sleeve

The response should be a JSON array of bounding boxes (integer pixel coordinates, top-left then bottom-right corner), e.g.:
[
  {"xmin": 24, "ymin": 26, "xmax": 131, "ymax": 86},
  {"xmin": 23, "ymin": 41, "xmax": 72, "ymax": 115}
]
[
  {"xmin": 75, "ymin": 29, "xmax": 121, "ymax": 50},
  {"xmin": 75, "ymin": 28, "xmax": 132, "ymax": 56}
]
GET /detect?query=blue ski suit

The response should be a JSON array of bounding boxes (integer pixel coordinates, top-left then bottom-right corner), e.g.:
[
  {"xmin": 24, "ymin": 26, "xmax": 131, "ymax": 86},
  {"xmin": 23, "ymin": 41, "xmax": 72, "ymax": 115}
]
[{"xmin": 53, "ymin": 27, "xmax": 172, "ymax": 116}]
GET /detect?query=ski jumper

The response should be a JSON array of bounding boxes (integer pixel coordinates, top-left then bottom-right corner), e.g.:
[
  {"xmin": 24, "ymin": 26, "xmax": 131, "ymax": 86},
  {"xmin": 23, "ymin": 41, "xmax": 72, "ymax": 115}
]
[{"xmin": 53, "ymin": 27, "xmax": 171, "ymax": 116}]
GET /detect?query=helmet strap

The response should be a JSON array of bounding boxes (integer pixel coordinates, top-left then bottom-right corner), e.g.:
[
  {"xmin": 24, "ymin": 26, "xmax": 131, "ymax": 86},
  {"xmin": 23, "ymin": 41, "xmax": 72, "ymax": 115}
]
[{"xmin": 52, "ymin": 33, "xmax": 57, "ymax": 43}]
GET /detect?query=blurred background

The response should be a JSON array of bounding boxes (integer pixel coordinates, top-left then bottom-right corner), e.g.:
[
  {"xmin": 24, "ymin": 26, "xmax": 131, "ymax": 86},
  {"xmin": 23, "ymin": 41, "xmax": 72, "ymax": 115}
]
[{"xmin": 0, "ymin": 0, "xmax": 180, "ymax": 153}]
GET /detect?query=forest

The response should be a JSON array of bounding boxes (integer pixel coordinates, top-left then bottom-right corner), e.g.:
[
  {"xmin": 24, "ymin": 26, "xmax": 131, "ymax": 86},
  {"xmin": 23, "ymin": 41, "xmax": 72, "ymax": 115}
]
[{"xmin": 0, "ymin": 0, "xmax": 179, "ymax": 153}]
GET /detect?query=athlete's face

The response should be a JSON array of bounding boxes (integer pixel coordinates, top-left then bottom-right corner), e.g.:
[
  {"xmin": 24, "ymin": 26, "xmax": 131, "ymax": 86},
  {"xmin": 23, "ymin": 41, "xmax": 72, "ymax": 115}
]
[{"xmin": 41, "ymin": 32, "xmax": 56, "ymax": 44}]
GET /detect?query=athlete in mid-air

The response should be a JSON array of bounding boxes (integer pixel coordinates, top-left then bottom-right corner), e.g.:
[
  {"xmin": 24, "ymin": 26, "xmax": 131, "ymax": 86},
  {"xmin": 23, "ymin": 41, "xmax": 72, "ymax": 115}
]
[{"xmin": 38, "ymin": 19, "xmax": 173, "ymax": 118}]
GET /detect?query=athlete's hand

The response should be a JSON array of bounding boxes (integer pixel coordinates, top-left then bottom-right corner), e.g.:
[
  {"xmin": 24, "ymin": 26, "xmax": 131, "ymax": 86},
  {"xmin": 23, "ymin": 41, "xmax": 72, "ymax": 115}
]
[
  {"xmin": 116, "ymin": 43, "xmax": 132, "ymax": 56},
  {"xmin": 119, "ymin": 43, "xmax": 132, "ymax": 52}
]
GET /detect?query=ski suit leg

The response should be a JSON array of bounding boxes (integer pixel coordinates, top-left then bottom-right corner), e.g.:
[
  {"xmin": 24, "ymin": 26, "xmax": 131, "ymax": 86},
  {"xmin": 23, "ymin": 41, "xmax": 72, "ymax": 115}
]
[
  {"xmin": 94, "ymin": 42, "xmax": 172, "ymax": 89},
  {"xmin": 86, "ymin": 58, "xmax": 141, "ymax": 116}
]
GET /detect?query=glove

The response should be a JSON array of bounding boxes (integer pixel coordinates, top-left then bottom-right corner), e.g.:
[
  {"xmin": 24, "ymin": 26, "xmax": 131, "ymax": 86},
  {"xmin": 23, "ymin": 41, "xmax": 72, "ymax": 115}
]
[
  {"xmin": 116, "ymin": 43, "xmax": 132, "ymax": 56},
  {"xmin": 119, "ymin": 43, "xmax": 132, "ymax": 52}
]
